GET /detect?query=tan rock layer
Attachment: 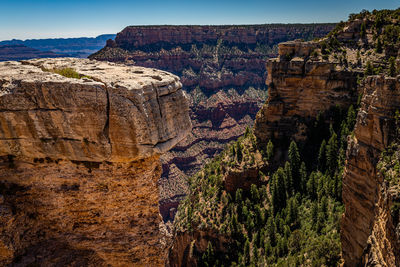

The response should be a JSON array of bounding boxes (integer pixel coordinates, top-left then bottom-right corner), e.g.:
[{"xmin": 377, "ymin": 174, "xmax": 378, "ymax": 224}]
[
  {"xmin": 0, "ymin": 157, "xmax": 164, "ymax": 266},
  {"xmin": 342, "ymin": 75, "xmax": 400, "ymax": 266},
  {"xmin": 0, "ymin": 58, "xmax": 192, "ymax": 266},
  {"xmin": 0, "ymin": 58, "xmax": 191, "ymax": 163},
  {"xmin": 254, "ymin": 41, "xmax": 359, "ymax": 146}
]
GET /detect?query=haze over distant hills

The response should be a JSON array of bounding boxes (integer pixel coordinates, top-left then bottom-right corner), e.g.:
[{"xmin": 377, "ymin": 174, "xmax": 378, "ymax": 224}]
[{"xmin": 0, "ymin": 34, "xmax": 116, "ymax": 59}]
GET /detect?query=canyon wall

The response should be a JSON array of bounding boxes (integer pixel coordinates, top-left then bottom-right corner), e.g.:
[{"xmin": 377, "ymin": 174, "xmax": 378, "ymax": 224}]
[
  {"xmin": 90, "ymin": 24, "xmax": 335, "ymax": 220},
  {"xmin": 0, "ymin": 58, "xmax": 191, "ymax": 266},
  {"xmin": 342, "ymin": 75, "xmax": 400, "ymax": 266},
  {"xmin": 254, "ymin": 40, "xmax": 359, "ymax": 149}
]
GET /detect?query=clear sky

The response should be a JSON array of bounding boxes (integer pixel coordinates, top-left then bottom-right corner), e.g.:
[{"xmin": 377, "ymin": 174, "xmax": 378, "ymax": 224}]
[{"xmin": 1, "ymin": 0, "xmax": 399, "ymax": 41}]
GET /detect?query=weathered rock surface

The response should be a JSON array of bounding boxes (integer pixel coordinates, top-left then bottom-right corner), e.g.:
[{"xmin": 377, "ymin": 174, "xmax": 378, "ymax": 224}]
[
  {"xmin": 0, "ymin": 58, "xmax": 191, "ymax": 266},
  {"xmin": 342, "ymin": 75, "xmax": 400, "ymax": 267},
  {"xmin": 254, "ymin": 40, "xmax": 359, "ymax": 150}
]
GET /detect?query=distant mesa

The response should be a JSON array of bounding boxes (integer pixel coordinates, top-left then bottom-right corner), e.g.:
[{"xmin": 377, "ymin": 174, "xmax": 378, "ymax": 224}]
[
  {"xmin": 0, "ymin": 44, "xmax": 65, "ymax": 61},
  {"xmin": 0, "ymin": 34, "xmax": 116, "ymax": 59}
]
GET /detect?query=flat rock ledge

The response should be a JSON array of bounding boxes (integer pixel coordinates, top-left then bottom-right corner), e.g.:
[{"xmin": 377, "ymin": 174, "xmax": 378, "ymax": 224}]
[{"xmin": 0, "ymin": 57, "xmax": 192, "ymax": 162}]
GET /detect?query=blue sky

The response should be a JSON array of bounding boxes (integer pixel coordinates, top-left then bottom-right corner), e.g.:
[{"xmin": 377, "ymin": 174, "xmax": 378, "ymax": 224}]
[{"xmin": 1, "ymin": 0, "xmax": 399, "ymax": 41}]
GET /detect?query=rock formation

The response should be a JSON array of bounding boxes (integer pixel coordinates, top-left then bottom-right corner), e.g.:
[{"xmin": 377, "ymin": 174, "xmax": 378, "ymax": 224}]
[
  {"xmin": 0, "ymin": 58, "xmax": 191, "ymax": 266},
  {"xmin": 342, "ymin": 75, "xmax": 400, "ymax": 266},
  {"xmin": 254, "ymin": 40, "xmax": 359, "ymax": 151},
  {"xmin": 90, "ymin": 24, "xmax": 335, "ymax": 221}
]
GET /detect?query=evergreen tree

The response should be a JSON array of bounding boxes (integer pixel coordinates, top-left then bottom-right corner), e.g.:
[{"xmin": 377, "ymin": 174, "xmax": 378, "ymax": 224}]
[
  {"xmin": 288, "ymin": 141, "xmax": 301, "ymax": 192},
  {"xmin": 360, "ymin": 21, "xmax": 366, "ymax": 38},
  {"xmin": 365, "ymin": 61, "xmax": 374, "ymax": 75},
  {"xmin": 389, "ymin": 56, "xmax": 397, "ymax": 77},
  {"xmin": 236, "ymin": 141, "xmax": 243, "ymax": 163},
  {"xmin": 272, "ymin": 167, "xmax": 287, "ymax": 213},
  {"xmin": 250, "ymin": 184, "xmax": 260, "ymax": 202},
  {"xmin": 267, "ymin": 217, "xmax": 276, "ymax": 246},
  {"xmin": 346, "ymin": 105, "xmax": 356, "ymax": 129},
  {"xmin": 299, "ymin": 162, "xmax": 307, "ymax": 193},
  {"xmin": 311, "ymin": 202, "xmax": 318, "ymax": 225},
  {"xmin": 375, "ymin": 37, "xmax": 383, "ymax": 53},
  {"xmin": 244, "ymin": 126, "xmax": 251, "ymax": 138},
  {"xmin": 244, "ymin": 238, "xmax": 251, "ymax": 265},
  {"xmin": 201, "ymin": 242, "xmax": 215, "ymax": 267},
  {"xmin": 286, "ymin": 197, "xmax": 299, "ymax": 227},
  {"xmin": 307, "ymin": 172, "xmax": 318, "ymax": 200},
  {"xmin": 284, "ymin": 161, "xmax": 293, "ymax": 195},
  {"xmin": 326, "ymin": 132, "xmax": 338, "ymax": 175},
  {"xmin": 318, "ymin": 140, "xmax": 327, "ymax": 172}
]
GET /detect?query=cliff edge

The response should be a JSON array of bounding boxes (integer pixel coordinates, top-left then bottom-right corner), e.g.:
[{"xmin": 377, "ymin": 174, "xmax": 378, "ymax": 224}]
[{"xmin": 0, "ymin": 58, "xmax": 191, "ymax": 266}]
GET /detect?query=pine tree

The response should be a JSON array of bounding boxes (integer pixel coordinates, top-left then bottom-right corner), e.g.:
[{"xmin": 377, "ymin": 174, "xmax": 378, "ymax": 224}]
[
  {"xmin": 284, "ymin": 161, "xmax": 293, "ymax": 195},
  {"xmin": 360, "ymin": 21, "xmax": 366, "ymax": 38},
  {"xmin": 244, "ymin": 126, "xmax": 251, "ymax": 138},
  {"xmin": 299, "ymin": 162, "xmax": 307, "ymax": 193},
  {"xmin": 375, "ymin": 37, "xmax": 383, "ymax": 53},
  {"xmin": 272, "ymin": 167, "xmax": 287, "ymax": 213},
  {"xmin": 235, "ymin": 188, "xmax": 242, "ymax": 203},
  {"xmin": 307, "ymin": 172, "xmax": 318, "ymax": 200},
  {"xmin": 311, "ymin": 201, "xmax": 318, "ymax": 225},
  {"xmin": 236, "ymin": 141, "xmax": 243, "ymax": 163},
  {"xmin": 389, "ymin": 56, "xmax": 397, "ymax": 77},
  {"xmin": 244, "ymin": 238, "xmax": 251, "ymax": 265},
  {"xmin": 286, "ymin": 197, "xmax": 299, "ymax": 227},
  {"xmin": 326, "ymin": 131, "xmax": 338, "ymax": 175},
  {"xmin": 250, "ymin": 184, "xmax": 260, "ymax": 202},
  {"xmin": 267, "ymin": 217, "xmax": 276, "ymax": 246},
  {"xmin": 288, "ymin": 141, "xmax": 301, "ymax": 192},
  {"xmin": 318, "ymin": 140, "xmax": 327, "ymax": 172},
  {"xmin": 346, "ymin": 105, "xmax": 356, "ymax": 128},
  {"xmin": 201, "ymin": 241, "xmax": 215, "ymax": 266},
  {"xmin": 365, "ymin": 61, "xmax": 374, "ymax": 75}
]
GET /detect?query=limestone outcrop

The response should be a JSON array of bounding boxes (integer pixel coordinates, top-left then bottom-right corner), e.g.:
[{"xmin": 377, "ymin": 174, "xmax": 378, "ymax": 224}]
[{"xmin": 0, "ymin": 58, "xmax": 191, "ymax": 266}]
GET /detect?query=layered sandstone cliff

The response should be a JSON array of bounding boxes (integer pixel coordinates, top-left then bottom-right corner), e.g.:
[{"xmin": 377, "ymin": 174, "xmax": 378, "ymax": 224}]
[
  {"xmin": 90, "ymin": 24, "xmax": 335, "ymax": 221},
  {"xmin": 254, "ymin": 40, "xmax": 359, "ymax": 149},
  {"xmin": 342, "ymin": 75, "xmax": 400, "ymax": 266},
  {"xmin": 0, "ymin": 58, "xmax": 191, "ymax": 266}
]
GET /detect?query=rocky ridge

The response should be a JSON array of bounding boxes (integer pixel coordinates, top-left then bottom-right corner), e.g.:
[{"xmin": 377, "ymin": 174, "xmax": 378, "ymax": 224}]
[{"xmin": 0, "ymin": 58, "xmax": 191, "ymax": 266}]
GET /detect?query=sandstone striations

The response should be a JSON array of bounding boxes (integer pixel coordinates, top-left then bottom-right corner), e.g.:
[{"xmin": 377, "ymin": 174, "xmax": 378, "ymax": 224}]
[
  {"xmin": 342, "ymin": 75, "xmax": 400, "ymax": 266},
  {"xmin": 90, "ymin": 24, "xmax": 335, "ymax": 221},
  {"xmin": 0, "ymin": 58, "xmax": 191, "ymax": 266},
  {"xmin": 254, "ymin": 40, "xmax": 359, "ymax": 153}
]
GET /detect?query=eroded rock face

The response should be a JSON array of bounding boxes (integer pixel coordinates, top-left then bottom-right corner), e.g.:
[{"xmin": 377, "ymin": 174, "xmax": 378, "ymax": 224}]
[
  {"xmin": 254, "ymin": 41, "xmax": 359, "ymax": 149},
  {"xmin": 0, "ymin": 58, "xmax": 191, "ymax": 266},
  {"xmin": 342, "ymin": 75, "xmax": 400, "ymax": 267}
]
